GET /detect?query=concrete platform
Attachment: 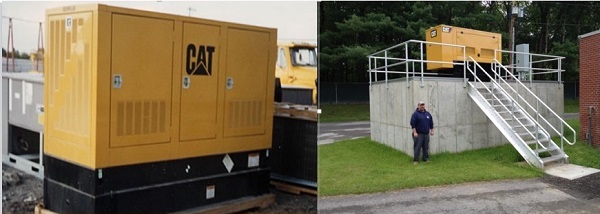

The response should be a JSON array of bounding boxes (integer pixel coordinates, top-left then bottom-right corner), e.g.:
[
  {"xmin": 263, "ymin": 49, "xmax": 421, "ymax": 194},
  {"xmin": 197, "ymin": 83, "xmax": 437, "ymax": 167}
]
[{"xmin": 544, "ymin": 164, "xmax": 600, "ymax": 180}]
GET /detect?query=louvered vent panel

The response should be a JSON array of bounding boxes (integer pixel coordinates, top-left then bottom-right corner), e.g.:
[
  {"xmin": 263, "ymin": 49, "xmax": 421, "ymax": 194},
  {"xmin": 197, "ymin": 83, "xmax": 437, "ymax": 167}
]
[
  {"xmin": 117, "ymin": 100, "xmax": 167, "ymax": 136},
  {"xmin": 228, "ymin": 100, "xmax": 263, "ymax": 129}
]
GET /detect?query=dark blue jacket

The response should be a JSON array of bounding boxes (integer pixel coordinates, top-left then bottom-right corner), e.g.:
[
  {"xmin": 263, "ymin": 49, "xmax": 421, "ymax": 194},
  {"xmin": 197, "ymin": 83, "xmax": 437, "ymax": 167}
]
[{"xmin": 410, "ymin": 108, "xmax": 434, "ymax": 134}]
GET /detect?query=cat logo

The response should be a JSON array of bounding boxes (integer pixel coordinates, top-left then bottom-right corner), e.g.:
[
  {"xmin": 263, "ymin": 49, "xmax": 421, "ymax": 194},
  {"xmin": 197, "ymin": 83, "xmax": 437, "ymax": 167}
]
[
  {"xmin": 185, "ymin": 44, "xmax": 216, "ymax": 76},
  {"xmin": 442, "ymin": 26, "xmax": 452, "ymax": 33},
  {"xmin": 430, "ymin": 29, "xmax": 437, "ymax": 38}
]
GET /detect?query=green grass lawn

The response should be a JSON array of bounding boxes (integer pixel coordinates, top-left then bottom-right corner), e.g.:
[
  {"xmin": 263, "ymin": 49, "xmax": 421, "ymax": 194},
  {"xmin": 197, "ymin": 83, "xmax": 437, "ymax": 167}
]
[
  {"xmin": 319, "ymin": 103, "xmax": 370, "ymax": 122},
  {"xmin": 319, "ymin": 138, "xmax": 544, "ymax": 196},
  {"xmin": 554, "ymin": 119, "xmax": 600, "ymax": 168},
  {"xmin": 564, "ymin": 98, "xmax": 579, "ymax": 113},
  {"xmin": 319, "ymin": 118, "xmax": 600, "ymax": 197}
]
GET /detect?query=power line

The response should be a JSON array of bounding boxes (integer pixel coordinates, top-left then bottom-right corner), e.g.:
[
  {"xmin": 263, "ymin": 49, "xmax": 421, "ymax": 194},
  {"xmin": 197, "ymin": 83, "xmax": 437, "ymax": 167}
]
[
  {"xmin": 540, "ymin": 1, "xmax": 600, "ymax": 9},
  {"xmin": 2, "ymin": 16, "xmax": 43, "ymax": 24},
  {"xmin": 525, "ymin": 22, "xmax": 600, "ymax": 27}
]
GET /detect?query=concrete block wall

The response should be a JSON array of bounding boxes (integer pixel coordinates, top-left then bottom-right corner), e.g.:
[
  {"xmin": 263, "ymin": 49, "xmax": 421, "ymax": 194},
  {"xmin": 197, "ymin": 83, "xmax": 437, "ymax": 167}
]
[
  {"xmin": 369, "ymin": 78, "xmax": 565, "ymax": 157},
  {"xmin": 579, "ymin": 30, "xmax": 600, "ymax": 148}
]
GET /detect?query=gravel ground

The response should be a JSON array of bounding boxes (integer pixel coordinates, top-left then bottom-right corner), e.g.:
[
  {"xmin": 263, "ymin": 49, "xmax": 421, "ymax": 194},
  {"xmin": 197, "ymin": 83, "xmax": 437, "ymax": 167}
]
[
  {"xmin": 2, "ymin": 164, "xmax": 316, "ymax": 214},
  {"xmin": 2, "ymin": 165, "xmax": 43, "ymax": 214}
]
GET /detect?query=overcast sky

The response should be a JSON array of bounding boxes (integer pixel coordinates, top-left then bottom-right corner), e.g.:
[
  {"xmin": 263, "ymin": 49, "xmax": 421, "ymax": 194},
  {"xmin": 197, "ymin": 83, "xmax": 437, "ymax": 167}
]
[{"xmin": 1, "ymin": 1, "xmax": 317, "ymax": 53}]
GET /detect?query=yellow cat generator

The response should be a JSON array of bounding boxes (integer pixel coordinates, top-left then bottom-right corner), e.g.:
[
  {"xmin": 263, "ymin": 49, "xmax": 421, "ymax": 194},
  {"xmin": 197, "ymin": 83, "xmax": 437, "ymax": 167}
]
[
  {"xmin": 43, "ymin": 4, "xmax": 276, "ymax": 213},
  {"xmin": 425, "ymin": 24, "xmax": 502, "ymax": 79}
]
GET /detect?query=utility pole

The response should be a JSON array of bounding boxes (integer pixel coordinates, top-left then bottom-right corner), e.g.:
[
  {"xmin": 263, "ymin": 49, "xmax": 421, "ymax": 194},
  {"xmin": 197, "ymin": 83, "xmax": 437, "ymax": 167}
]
[
  {"xmin": 6, "ymin": 18, "xmax": 15, "ymax": 72},
  {"xmin": 188, "ymin": 7, "xmax": 196, "ymax": 17},
  {"xmin": 36, "ymin": 22, "xmax": 44, "ymax": 72}
]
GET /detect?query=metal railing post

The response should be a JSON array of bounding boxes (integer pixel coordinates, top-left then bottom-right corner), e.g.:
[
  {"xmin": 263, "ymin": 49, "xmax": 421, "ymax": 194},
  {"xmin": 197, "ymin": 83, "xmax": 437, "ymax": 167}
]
[
  {"xmin": 529, "ymin": 55, "xmax": 533, "ymax": 88},
  {"xmin": 420, "ymin": 42, "xmax": 424, "ymax": 87},
  {"xmin": 463, "ymin": 47, "xmax": 467, "ymax": 87},
  {"xmin": 374, "ymin": 58, "xmax": 378, "ymax": 83},
  {"xmin": 536, "ymin": 99, "xmax": 540, "ymax": 140},
  {"xmin": 529, "ymin": 54, "xmax": 533, "ymax": 83},
  {"xmin": 368, "ymin": 57, "xmax": 372, "ymax": 90},
  {"xmin": 558, "ymin": 58, "xmax": 562, "ymax": 87},
  {"xmin": 561, "ymin": 124, "xmax": 564, "ymax": 151},
  {"xmin": 385, "ymin": 51, "xmax": 388, "ymax": 89},
  {"xmin": 405, "ymin": 43, "xmax": 409, "ymax": 88}
]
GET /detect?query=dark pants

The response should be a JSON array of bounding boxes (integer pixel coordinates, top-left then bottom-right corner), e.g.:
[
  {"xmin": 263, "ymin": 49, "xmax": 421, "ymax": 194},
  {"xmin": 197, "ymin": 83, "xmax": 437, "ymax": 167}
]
[{"xmin": 413, "ymin": 133, "xmax": 430, "ymax": 162}]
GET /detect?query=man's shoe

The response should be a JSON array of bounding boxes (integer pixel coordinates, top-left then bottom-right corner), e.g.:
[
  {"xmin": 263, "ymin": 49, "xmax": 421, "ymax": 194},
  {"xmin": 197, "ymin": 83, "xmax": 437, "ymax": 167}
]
[
  {"xmin": 413, "ymin": 161, "xmax": 418, "ymax": 165},
  {"xmin": 424, "ymin": 160, "xmax": 430, "ymax": 163}
]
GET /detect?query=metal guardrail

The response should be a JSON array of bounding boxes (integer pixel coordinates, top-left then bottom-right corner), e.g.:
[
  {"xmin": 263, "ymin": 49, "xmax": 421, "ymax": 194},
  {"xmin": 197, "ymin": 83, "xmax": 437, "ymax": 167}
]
[
  {"xmin": 367, "ymin": 40, "xmax": 466, "ymax": 88},
  {"xmin": 493, "ymin": 50, "xmax": 565, "ymax": 86},
  {"xmin": 367, "ymin": 40, "xmax": 566, "ymax": 89}
]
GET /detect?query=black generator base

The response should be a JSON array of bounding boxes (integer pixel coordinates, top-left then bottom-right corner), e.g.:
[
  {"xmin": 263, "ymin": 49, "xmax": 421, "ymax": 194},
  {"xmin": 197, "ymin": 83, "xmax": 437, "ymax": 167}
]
[
  {"xmin": 43, "ymin": 150, "xmax": 270, "ymax": 213},
  {"xmin": 271, "ymin": 116, "xmax": 317, "ymax": 187}
]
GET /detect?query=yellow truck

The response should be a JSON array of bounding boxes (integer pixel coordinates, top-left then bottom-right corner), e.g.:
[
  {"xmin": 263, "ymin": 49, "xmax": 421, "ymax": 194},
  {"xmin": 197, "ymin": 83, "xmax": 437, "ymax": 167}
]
[{"xmin": 275, "ymin": 42, "xmax": 317, "ymax": 105}]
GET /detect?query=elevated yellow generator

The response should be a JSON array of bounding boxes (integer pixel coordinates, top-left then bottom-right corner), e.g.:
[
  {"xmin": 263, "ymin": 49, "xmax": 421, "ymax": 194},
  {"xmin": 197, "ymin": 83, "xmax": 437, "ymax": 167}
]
[
  {"xmin": 44, "ymin": 4, "xmax": 276, "ymax": 213},
  {"xmin": 425, "ymin": 24, "xmax": 501, "ymax": 77}
]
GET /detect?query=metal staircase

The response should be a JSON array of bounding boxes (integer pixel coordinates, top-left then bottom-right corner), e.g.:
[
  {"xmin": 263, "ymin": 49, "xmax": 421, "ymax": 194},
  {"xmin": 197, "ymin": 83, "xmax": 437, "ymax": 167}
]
[{"xmin": 465, "ymin": 56, "xmax": 576, "ymax": 169}]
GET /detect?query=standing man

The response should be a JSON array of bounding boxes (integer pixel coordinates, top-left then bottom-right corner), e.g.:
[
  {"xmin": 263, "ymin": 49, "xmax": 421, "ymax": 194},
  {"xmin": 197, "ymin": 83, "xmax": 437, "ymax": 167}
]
[{"xmin": 410, "ymin": 101, "xmax": 434, "ymax": 164}]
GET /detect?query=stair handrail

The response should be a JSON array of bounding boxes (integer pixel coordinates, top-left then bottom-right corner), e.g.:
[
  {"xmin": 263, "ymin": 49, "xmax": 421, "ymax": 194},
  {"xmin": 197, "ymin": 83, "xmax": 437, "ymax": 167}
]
[
  {"xmin": 492, "ymin": 59, "xmax": 576, "ymax": 148},
  {"xmin": 465, "ymin": 56, "xmax": 548, "ymax": 151}
]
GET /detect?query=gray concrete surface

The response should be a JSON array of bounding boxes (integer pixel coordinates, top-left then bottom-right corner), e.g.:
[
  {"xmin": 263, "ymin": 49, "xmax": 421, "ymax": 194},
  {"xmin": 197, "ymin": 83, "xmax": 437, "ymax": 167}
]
[
  {"xmin": 318, "ymin": 121, "xmax": 370, "ymax": 145},
  {"xmin": 370, "ymin": 78, "xmax": 565, "ymax": 157},
  {"xmin": 318, "ymin": 178, "xmax": 600, "ymax": 214},
  {"xmin": 545, "ymin": 164, "xmax": 600, "ymax": 180},
  {"xmin": 563, "ymin": 112, "xmax": 579, "ymax": 120},
  {"xmin": 318, "ymin": 112, "xmax": 577, "ymax": 146}
]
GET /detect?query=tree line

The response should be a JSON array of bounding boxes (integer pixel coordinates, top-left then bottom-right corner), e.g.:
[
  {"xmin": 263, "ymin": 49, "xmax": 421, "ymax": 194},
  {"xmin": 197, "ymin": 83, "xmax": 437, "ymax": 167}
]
[
  {"xmin": 319, "ymin": 1, "xmax": 600, "ymax": 83},
  {"xmin": 2, "ymin": 48, "xmax": 31, "ymax": 59}
]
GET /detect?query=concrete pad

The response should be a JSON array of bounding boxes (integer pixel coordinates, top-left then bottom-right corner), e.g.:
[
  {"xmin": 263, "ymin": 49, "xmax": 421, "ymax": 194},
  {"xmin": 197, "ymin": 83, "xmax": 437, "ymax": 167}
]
[
  {"xmin": 318, "ymin": 139, "xmax": 335, "ymax": 145},
  {"xmin": 545, "ymin": 164, "xmax": 600, "ymax": 180}
]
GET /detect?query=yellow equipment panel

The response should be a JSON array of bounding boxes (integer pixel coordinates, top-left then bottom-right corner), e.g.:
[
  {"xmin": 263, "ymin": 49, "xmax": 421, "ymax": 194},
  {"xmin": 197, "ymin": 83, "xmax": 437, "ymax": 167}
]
[
  {"xmin": 425, "ymin": 25, "xmax": 501, "ymax": 70},
  {"xmin": 110, "ymin": 14, "xmax": 173, "ymax": 147},
  {"xmin": 179, "ymin": 23, "xmax": 221, "ymax": 141},
  {"xmin": 44, "ymin": 4, "xmax": 277, "ymax": 169},
  {"xmin": 224, "ymin": 29, "xmax": 271, "ymax": 138},
  {"xmin": 45, "ymin": 11, "xmax": 94, "ymax": 164}
]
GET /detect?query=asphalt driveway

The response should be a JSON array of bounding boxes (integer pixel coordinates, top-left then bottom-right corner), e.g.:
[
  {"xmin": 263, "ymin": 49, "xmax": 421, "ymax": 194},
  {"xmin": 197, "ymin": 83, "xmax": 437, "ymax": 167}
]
[{"xmin": 319, "ymin": 174, "xmax": 600, "ymax": 214}]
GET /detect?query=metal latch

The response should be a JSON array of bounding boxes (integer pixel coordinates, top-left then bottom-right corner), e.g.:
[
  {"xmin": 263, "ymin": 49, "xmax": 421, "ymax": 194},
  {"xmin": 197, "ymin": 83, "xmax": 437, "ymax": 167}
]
[
  {"xmin": 226, "ymin": 77, "xmax": 234, "ymax": 90},
  {"xmin": 183, "ymin": 76, "xmax": 190, "ymax": 89},
  {"xmin": 113, "ymin": 74, "xmax": 122, "ymax": 88}
]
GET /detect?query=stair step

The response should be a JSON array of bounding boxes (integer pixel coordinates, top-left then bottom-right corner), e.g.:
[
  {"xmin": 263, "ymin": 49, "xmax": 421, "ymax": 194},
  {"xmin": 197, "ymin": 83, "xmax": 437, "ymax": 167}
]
[
  {"xmin": 524, "ymin": 139, "xmax": 549, "ymax": 145},
  {"xmin": 504, "ymin": 116, "xmax": 528, "ymax": 121},
  {"xmin": 497, "ymin": 110, "xmax": 518, "ymax": 114},
  {"xmin": 517, "ymin": 132, "xmax": 535, "ymax": 137},
  {"xmin": 534, "ymin": 146, "xmax": 559, "ymax": 154},
  {"xmin": 487, "ymin": 98, "xmax": 510, "ymax": 102},
  {"xmin": 541, "ymin": 155, "xmax": 565, "ymax": 164},
  {"xmin": 513, "ymin": 124, "xmax": 535, "ymax": 128}
]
